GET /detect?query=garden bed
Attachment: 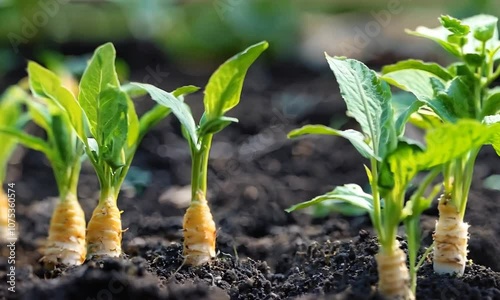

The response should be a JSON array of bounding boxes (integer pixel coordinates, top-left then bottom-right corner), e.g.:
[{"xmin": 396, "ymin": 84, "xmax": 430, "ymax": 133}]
[{"xmin": 1, "ymin": 43, "xmax": 500, "ymax": 300}]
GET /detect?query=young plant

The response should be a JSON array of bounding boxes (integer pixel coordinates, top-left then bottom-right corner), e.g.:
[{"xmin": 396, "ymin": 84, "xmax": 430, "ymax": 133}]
[
  {"xmin": 133, "ymin": 41, "xmax": 268, "ymax": 266},
  {"xmin": 0, "ymin": 64, "xmax": 88, "ymax": 266},
  {"xmin": 26, "ymin": 43, "xmax": 197, "ymax": 259},
  {"xmin": 381, "ymin": 14, "xmax": 500, "ymax": 275},
  {"xmin": 286, "ymin": 56, "xmax": 500, "ymax": 299},
  {"xmin": 0, "ymin": 87, "xmax": 26, "ymax": 242}
]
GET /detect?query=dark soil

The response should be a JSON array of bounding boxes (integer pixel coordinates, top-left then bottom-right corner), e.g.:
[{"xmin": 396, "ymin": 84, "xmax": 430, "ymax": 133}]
[{"xmin": 1, "ymin": 41, "xmax": 500, "ymax": 300}]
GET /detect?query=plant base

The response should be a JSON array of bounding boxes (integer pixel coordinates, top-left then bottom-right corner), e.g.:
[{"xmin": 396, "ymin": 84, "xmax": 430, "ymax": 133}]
[
  {"xmin": 433, "ymin": 194, "xmax": 469, "ymax": 276},
  {"xmin": 376, "ymin": 241, "xmax": 414, "ymax": 300},
  {"xmin": 86, "ymin": 198, "xmax": 122, "ymax": 258},
  {"xmin": 41, "ymin": 195, "xmax": 86, "ymax": 266},
  {"xmin": 183, "ymin": 196, "xmax": 216, "ymax": 266}
]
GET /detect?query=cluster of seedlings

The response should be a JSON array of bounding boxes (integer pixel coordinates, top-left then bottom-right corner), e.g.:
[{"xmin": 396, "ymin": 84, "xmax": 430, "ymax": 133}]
[{"xmin": 0, "ymin": 14, "xmax": 499, "ymax": 300}]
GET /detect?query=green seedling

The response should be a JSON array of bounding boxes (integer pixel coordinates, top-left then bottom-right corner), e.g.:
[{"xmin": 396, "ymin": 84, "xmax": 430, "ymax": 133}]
[
  {"xmin": 381, "ymin": 14, "xmax": 500, "ymax": 275},
  {"xmin": 1, "ymin": 63, "xmax": 87, "ymax": 266},
  {"xmin": 286, "ymin": 56, "xmax": 500, "ymax": 299},
  {"xmin": 26, "ymin": 42, "xmax": 197, "ymax": 259},
  {"xmin": 133, "ymin": 41, "xmax": 268, "ymax": 266},
  {"xmin": 0, "ymin": 87, "xmax": 26, "ymax": 243}
]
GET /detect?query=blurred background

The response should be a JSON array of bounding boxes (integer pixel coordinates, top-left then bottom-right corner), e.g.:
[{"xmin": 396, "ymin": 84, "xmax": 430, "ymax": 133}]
[{"xmin": 0, "ymin": 0, "xmax": 499, "ymax": 86}]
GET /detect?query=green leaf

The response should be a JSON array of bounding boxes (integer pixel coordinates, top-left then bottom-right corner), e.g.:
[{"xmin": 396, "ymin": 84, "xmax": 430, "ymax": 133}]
[
  {"xmin": 406, "ymin": 27, "xmax": 462, "ymax": 58},
  {"xmin": 97, "ymin": 88, "xmax": 128, "ymax": 169},
  {"xmin": 471, "ymin": 15, "xmax": 498, "ymax": 42},
  {"xmin": 379, "ymin": 141, "xmax": 423, "ymax": 189},
  {"xmin": 285, "ymin": 184, "xmax": 373, "ymax": 216},
  {"xmin": 408, "ymin": 107, "xmax": 442, "ymax": 130},
  {"xmin": 27, "ymin": 61, "xmax": 86, "ymax": 141},
  {"xmin": 392, "ymin": 92, "xmax": 423, "ymax": 136},
  {"xmin": 287, "ymin": 124, "xmax": 375, "ymax": 159},
  {"xmin": 382, "ymin": 59, "xmax": 453, "ymax": 81},
  {"xmin": 440, "ymin": 15, "xmax": 470, "ymax": 36},
  {"xmin": 326, "ymin": 56, "xmax": 396, "ymax": 159},
  {"xmin": 382, "ymin": 70, "xmax": 457, "ymax": 122},
  {"xmin": 421, "ymin": 120, "xmax": 497, "ymax": 168},
  {"xmin": 433, "ymin": 76, "xmax": 476, "ymax": 119},
  {"xmin": 172, "ymin": 85, "xmax": 200, "ymax": 99},
  {"xmin": 131, "ymin": 82, "xmax": 198, "ymax": 146},
  {"xmin": 126, "ymin": 96, "xmax": 139, "ymax": 150},
  {"xmin": 137, "ymin": 85, "xmax": 200, "ymax": 142},
  {"xmin": 312, "ymin": 199, "xmax": 369, "ymax": 218},
  {"xmin": 482, "ymin": 92, "xmax": 500, "ymax": 117},
  {"xmin": 0, "ymin": 87, "xmax": 26, "ymax": 182},
  {"xmin": 78, "ymin": 43, "xmax": 120, "ymax": 139},
  {"xmin": 51, "ymin": 113, "xmax": 73, "ymax": 165},
  {"xmin": 25, "ymin": 99, "xmax": 51, "ymax": 131},
  {"xmin": 0, "ymin": 127, "xmax": 50, "ymax": 155},
  {"xmin": 199, "ymin": 115, "xmax": 238, "ymax": 136},
  {"xmin": 407, "ymin": 14, "xmax": 500, "ymax": 60},
  {"xmin": 484, "ymin": 115, "xmax": 500, "ymax": 156},
  {"xmin": 204, "ymin": 41, "xmax": 268, "ymax": 119}
]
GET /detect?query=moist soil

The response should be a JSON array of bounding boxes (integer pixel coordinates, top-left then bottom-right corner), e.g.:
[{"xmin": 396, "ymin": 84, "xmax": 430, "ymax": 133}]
[{"xmin": 1, "ymin": 42, "xmax": 500, "ymax": 300}]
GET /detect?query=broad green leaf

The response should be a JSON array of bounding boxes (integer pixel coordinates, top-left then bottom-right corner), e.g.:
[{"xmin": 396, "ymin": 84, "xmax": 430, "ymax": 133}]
[
  {"xmin": 379, "ymin": 141, "xmax": 423, "ymax": 189},
  {"xmin": 381, "ymin": 120, "xmax": 499, "ymax": 189},
  {"xmin": 482, "ymin": 92, "xmax": 500, "ymax": 117},
  {"xmin": 382, "ymin": 69, "xmax": 443, "ymax": 103},
  {"xmin": 51, "ymin": 113, "xmax": 73, "ymax": 165},
  {"xmin": 408, "ymin": 107, "xmax": 442, "ymax": 130},
  {"xmin": 204, "ymin": 41, "xmax": 268, "ymax": 119},
  {"xmin": 326, "ymin": 56, "xmax": 396, "ymax": 159},
  {"xmin": 285, "ymin": 184, "xmax": 373, "ymax": 215},
  {"xmin": 421, "ymin": 120, "xmax": 498, "ymax": 168},
  {"xmin": 406, "ymin": 27, "xmax": 462, "ymax": 57},
  {"xmin": 0, "ymin": 127, "xmax": 50, "ymax": 155},
  {"xmin": 131, "ymin": 83, "xmax": 198, "ymax": 146},
  {"xmin": 0, "ymin": 87, "xmax": 25, "ymax": 182},
  {"xmin": 137, "ymin": 85, "xmax": 200, "ymax": 141},
  {"xmin": 484, "ymin": 115, "xmax": 500, "ymax": 156},
  {"xmin": 287, "ymin": 124, "xmax": 375, "ymax": 159},
  {"xmin": 440, "ymin": 15, "xmax": 470, "ymax": 36},
  {"xmin": 96, "ymin": 88, "xmax": 128, "ymax": 169},
  {"xmin": 26, "ymin": 99, "xmax": 51, "ymax": 131},
  {"xmin": 433, "ymin": 76, "xmax": 476, "ymax": 119},
  {"xmin": 392, "ymin": 92, "xmax": 423, "ymax": 135},
  {"xmin": 470, "ymin": 15, "xmax": 498, "ymax": 42},
  {"xmin": 199, "ymin": 115, "xmax": 238, "ymax": 136},
  {"xmin": 78, "ymin": 43, "xmax": 120, "ymax": 138},
  {"xmin": 27, "ymin": 62, "xmax": 86, "ymax": 141},
  {"xmin": 381, "ymin": 59, "xmax": 453, "ymax": 81},
  {"xmin": 312, "ymin": 199, "xmax": 369, "ymax": 217},
  {"xmin": 382, "ymin": 70, "xmax": 456, "ymax": 122}
]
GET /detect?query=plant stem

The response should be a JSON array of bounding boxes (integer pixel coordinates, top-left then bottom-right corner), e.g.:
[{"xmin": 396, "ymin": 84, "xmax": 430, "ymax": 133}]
[
  {"xmin": 415, "ymin": 243, "xmax": 434, "ymax": 271},
  {"xmin": 369, "ymin": 157, "xmax": 384, "ymax": 246},
  {"xmin": 459, "ymin": 148, "xmax": 479, "ymax": 219},
  {"xmin": 199, "ymin": 134, "xmax": 213, "ymax": 195},
  {"xmin": 191, "ymin": 134, "xmax": 213, "ymax": 201}
]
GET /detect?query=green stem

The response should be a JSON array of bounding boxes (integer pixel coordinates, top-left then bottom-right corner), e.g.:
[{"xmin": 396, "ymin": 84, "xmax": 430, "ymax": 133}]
[
  {"xmin": 369, "ymin": 157, "xmax": 384, "ymax": 247},
  {"xmin": 459, "ymin": 148, "xmax": 479, "ymax": 219},
  {"xmin": 415, "ymin": 242, "xmax": 434, "ymax": 271},
  {"xmin": 199, "ymin": 134, "xmax": 213, "ymax": 194}
]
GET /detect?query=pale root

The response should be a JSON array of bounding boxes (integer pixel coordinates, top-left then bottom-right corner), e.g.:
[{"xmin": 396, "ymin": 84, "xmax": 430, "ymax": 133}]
[
  {"xmin": 86, "ymin": 197, "xmax": 122, "ymax": 258},
  {"xmin": 183, "ymin": 196, "xmax": 216, "ymax": 266},
  {"xmin": 376, "ymin": 241, "xmax": 414, "ymax": 300},
  {"xmin": 433, "ymin": 194, "xmax": 469, "ymax": 275},
  {"xmin": 41, "ymin": 194, "xmax": 86, "ymax": 266}
]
